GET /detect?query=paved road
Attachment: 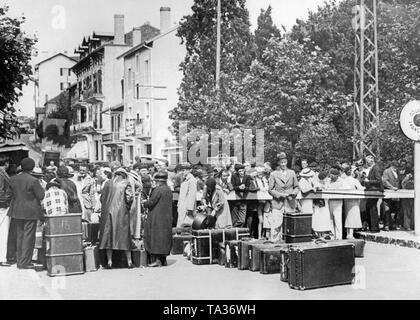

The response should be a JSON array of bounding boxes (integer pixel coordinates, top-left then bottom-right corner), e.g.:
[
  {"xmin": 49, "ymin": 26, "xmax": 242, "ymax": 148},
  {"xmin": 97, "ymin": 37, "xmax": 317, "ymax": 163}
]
[{"xmin": 3, "ymin": 242, "xmax": 419, "ymax": 300}]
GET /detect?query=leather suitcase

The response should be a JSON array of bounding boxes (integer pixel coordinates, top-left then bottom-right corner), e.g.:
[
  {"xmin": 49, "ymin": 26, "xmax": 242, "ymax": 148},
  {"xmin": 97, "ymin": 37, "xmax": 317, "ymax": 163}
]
[
  {"xmin": 288, "ymin": 242, "xmax": 355, "ymax": 290},
  {"xmin": 46, "ymin": 253, "xmax": 85, "ymax": 276},
  {"xmin": 132, "ymin": 248, "xmax": 148, "ymax": 268},
  {"xmin": 45, "ymin": 214, "xmax": 82, "ymax": 235},
  {"xmin": 84, "ymin": 245, "xmax": 100, "ymax": 272},
  {"xmin": 225, "ymin": 240, "xmax": 240, "ymax": 268},
  {"xmin": 279, "ymin": 248, "xmax": 289, "ymax": 282},
  {"xmin": 171, "ymin": 233, "xmax": 193, "ymax": 255},
  {"xmin": 218, "ymin": 243, "xmax": 226, "ymax": 266},
  {"xmin": 284, "ymin": 235, "xmax": 313, "ymax": 244},
  {"xmin": 330, "ymin": 239, "xmax": 366, "ymax": 258},
  {"xmin": 45, "ymin": 234, "xmax": 83, "ymax": 255},
  {"xmin": 192, "ymin": 228, "xmax": 250, "ymax": 265},
  {"xmin": 260, "ymin": 245, "xmax": 290, "ymax": 274},
  {"xmin": 238, "ymin": 238, "xmax": 261, "ymax": 270},
  {"xmin": 283, "ymin": 212, "xmax": 312, "ymax": 242},
  {"xmin": 249, "ymin": 242, "xmax": 286, "ymax": 272},
  {"xmin": 82, "ymin": 222, "xmax": 100, "ymax": 244}
]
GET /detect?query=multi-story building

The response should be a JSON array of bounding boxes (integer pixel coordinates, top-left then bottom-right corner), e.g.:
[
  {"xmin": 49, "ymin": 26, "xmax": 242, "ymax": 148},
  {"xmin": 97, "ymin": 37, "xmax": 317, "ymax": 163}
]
[
  {"xmin": 118, "ymin": 7, "xmax": 186, "ymax": 165},
  {"xmin": 70, "ymin": 14, "xmax": 160, "ymax": 162},
  {"xmin": 34, "ymin": 53, "xmax": 78, "ymax": 110}
]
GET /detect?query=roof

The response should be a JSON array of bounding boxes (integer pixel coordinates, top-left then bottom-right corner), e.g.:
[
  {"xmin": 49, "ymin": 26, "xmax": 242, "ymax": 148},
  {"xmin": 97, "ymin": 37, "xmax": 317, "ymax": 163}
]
[
  {"xmin": 34, "ymin": 53, "xmax": 78, "ymax": 68},
  {"xmin": 0, "ymin": 142, "xmax": 29, "ymax": 153},
  {"xmin": 44, "ymin": 93, "xmax": 62, "ymax": 106},
  {"xmin": 117, "ymin": 25, "xmax": 179, "ymax": 59}
]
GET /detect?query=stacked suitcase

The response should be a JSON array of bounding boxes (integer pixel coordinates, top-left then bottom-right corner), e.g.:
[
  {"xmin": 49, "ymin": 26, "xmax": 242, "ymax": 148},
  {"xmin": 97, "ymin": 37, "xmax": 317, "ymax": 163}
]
[
  {"xmin": 191, "ymin": 228, "xmax": 250, "ymax": 265},
  {"xmin": 283, "ymin": 212, "xmax": 312, "ymax": 243},
  {"xmin": 44, "ymin": 214, "xmax": 84, "ymax": 277}
]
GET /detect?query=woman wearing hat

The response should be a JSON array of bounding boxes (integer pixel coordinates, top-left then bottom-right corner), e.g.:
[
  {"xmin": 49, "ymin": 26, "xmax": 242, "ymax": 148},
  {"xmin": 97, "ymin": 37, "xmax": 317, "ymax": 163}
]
[
  {"xmin": 142, "ymin": 172, "xmax": 173, "ymax": 267},
  {"xmin": 56, "ymin": 166, "xmax": 83, "ymax": 214},
  {"xmin": 203, "ymin": 178, "xmax": 232, "ymax": 229},
  {"xmin": 31, "ymin": 167, "xmax": 47, "ymax": 190},
  {"xmin": 268, "ymin": 153, "xmax": 299, "ymax": 241},
  {"xmin": 99, "ymin": 168, "xmax": 134, "ymax": 269},
  {"xmin": 42, "ymin": 179, "xmax": 69, "ymax": 216},
  {"xmin": 298, "ymin": 168, "xmax": 318, "ymax": 214}
]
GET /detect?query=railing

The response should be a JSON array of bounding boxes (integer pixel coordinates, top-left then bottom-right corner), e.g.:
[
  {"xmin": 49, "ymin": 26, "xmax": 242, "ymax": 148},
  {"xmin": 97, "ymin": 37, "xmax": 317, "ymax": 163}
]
[
  {"xmin": 71, "ymin": 121, "xmax": 94, "ymax": 133},
  {"xmin": 172, "ymin": 189, "xmax": 415, "ymax": 202},
  {"xmin": 135, "ymin": 122, "xmax": 151, "ymax": 138}
]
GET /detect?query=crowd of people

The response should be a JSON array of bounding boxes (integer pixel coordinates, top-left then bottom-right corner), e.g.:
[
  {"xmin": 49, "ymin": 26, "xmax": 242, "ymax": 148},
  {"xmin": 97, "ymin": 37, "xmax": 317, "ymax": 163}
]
[{"xmin": 0, "ymin": 152, "xmax": 415, "ymax": 269}]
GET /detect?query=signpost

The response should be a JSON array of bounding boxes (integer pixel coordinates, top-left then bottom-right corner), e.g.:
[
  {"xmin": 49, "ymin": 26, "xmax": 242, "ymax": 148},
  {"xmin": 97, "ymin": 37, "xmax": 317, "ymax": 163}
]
[{"xmin": 399, "ymin": 100, "xmax": 420, "ymax": 236}]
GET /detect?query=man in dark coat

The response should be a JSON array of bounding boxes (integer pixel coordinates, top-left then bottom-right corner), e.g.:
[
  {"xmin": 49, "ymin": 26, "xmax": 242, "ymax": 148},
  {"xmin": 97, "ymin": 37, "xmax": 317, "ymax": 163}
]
[
  {"xmin": 230, "ymin": 164, "xmax": 252, "ymax": 227},
  {"xmin": 99, "ymin": 168, "xmax": 134, "ymax": 269},
  {"xmin": 361, "ymin": 155, "xmax": 384, "ymax": 233},
  {"xmin": 7, "ymin": 158, "xmax": 45, "ymax": 269},
  {"xmin": 56, "ymin": 166, "xmax": 82, "ymax": 213},
  {"xmin": 142, "ymin": 172, "xmax": 173, "ymax": 267}
]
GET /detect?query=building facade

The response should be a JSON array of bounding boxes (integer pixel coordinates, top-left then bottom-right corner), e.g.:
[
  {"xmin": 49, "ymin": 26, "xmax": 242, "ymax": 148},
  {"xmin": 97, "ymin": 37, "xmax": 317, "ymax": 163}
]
[
  {"xmin": 118, "ymin": 7, "xmax": 186, "ymax": 165},
  {"xmin": 34, "ymin": 53, "xmax": 78, "ymax": 110},
  {"xmin": 70, "ymin": 14, "xmax": 159, "ymax": 162}
]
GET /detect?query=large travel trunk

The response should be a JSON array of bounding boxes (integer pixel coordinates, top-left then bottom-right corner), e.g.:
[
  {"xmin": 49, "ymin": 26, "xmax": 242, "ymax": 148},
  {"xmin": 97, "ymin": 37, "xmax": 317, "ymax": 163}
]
[
  {"xmin": 288, "ymin": 242, "xmax": 355, "ymax": 290},
  {"xmin": 191, "ymin": 228, "xmax": 249, "ymax": 265},
  {"xmin": 171, "ymin": 233, "xmax": 193, "ymax": 255},
  {"xmin": 237, "ymin": 238, "xmax": 261, "ymax": 270},
  {"xmin": 260, "ymin": 245, "xmax": 291, "ymax": 274},
  {"xmin": 45, "ymin": 214, "xmax": 84, "ymax": 277},
  {"xmin": 225, "ymin": 240, "xmax": 240, "ymax": 268},
  {"xmin": 283, "ymin": 212, "xmax": 312, "ymax": 243}
]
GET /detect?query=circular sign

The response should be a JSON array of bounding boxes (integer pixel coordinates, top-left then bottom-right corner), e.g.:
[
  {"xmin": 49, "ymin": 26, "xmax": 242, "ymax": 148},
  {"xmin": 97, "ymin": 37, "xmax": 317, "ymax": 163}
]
[{"xmin": 400, "ymin": 100, "xmax": 420, "ymax": 142}]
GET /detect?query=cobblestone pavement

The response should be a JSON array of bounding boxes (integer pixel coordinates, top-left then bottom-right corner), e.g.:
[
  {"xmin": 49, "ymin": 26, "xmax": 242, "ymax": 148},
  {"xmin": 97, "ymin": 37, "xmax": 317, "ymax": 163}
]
[{"xmin": 2, "ymin": 242, "xmax": 420, "ymax": 300}]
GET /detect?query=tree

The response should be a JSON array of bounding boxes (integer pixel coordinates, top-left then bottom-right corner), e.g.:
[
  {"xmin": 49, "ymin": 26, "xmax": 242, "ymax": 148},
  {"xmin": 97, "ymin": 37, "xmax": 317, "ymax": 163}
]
[
  {"xmin": 0, "ymin": 5, "xmax": 37, "ymax": 139},
  {"xmin": 242, "ymin": 37, "xmax": 352, "ymax": 166},
  {"xmin": 254, "ymin": 5, "xmax": 282, "ymax": 61},
  {"xmin": 290, "ymin": 0, "xmax": 420, "ymax": 162},
  {"xmin": 170, "ymin": 0, "xmax": 256, "ymax": 133}
]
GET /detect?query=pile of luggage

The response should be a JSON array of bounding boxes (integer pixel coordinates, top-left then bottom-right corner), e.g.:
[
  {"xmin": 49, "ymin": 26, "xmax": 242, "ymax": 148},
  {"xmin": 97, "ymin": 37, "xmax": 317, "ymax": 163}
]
[{"xmin": 172, "ymin": 211, "xmax": 366, "ymax": 290}]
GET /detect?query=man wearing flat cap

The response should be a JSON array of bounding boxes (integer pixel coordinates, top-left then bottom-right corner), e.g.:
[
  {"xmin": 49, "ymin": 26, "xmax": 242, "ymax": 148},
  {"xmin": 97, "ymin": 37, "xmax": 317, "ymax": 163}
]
[
  {"xmin": 142, "ymin": 171, "xmax": 173, "ymax": 267},
  {"xmin": 268, "ymin": 152, "xmax": 299, "ymax": 241},
  {"xmin": 7, "ymin": 158, "xmax": 45, "ymax": 269}
]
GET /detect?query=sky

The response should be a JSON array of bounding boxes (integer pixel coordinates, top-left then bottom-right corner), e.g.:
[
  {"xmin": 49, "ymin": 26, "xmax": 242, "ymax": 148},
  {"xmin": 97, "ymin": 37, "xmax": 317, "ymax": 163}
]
[{"xmin": 2, "ymin": 0, "xmax": 330, "ymax": 117}]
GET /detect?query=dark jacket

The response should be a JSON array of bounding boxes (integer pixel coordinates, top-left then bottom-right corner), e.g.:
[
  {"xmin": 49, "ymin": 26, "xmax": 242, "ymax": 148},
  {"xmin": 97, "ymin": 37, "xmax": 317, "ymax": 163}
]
[
  {"xmin": 8, "ymin": 172, "xmax": 45, "ymax": 220},
  {"xmin": 362, "ymin": 165, "xmax": 384, "ymax": 192},
  {"xmin": 231, "ymin": 173, "xmax": 252, "ymax": 199},
  {"xmin": 143, "ymin": 183, "xmax": 173, "ymax": 255},
  {"xmin": 57, "ymin": 178, "xmax": 83, "ymax": 213}
]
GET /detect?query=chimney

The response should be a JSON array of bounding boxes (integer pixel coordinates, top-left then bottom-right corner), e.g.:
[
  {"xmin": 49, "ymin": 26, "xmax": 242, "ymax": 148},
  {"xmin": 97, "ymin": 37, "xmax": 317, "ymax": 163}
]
[
  {"xmin": 114, "ymin": 14, "xmax": 125, "ymax": 45},
  {"xmin": 160, "ymin": 7, "xmax": 171, "ymax": 32},
  {"xmin": 132, "ymin": 27, "xmax": 142, "ymax": 46}
]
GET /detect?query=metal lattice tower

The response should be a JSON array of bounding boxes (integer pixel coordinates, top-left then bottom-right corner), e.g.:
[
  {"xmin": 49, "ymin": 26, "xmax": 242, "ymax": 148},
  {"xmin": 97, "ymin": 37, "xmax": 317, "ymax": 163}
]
[{"xmin": 352, "ymin": 0, "xmax": 380, "ymax": 159}]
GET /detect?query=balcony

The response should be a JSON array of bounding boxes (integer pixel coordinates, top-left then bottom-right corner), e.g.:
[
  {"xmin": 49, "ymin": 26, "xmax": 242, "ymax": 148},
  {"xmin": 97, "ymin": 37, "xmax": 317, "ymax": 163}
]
[
  {"xmin": 102, "ymin": 131, "xmax": 123, "ymax": 146},
  {"xmin": 70, "ymin": 121, "xmax": 95, "ymax": 135},
  {"xmin": 81, "ymin": 88, "xmax": 104, "ymax": 103},
  {"xmin": 135, "ymin": 122, "xmax": 151, "ymax": 140}
]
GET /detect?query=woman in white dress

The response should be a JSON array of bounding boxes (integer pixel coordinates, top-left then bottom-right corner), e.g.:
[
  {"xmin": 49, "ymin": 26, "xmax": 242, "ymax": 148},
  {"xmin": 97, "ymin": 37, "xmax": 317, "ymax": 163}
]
[
  {"xmin": 298, "ymin": 168, "xmax": 317, "ymax": 214},
  {"xmin": 312, "ymin": 171, "xmax": 333, "ymax": 237},
  {"xmin": 326, "ymin": 169, "xmax": 346, "ymax": 240},
  {"xmin": 341, "ymin": 167, "xmax": 364, "ymax": 239}
]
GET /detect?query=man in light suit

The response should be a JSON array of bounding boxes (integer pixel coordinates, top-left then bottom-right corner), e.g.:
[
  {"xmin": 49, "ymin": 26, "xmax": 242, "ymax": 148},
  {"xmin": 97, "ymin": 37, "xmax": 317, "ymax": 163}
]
[
  {"xmin": 268, "ymin": 152, "xmax": 299, "ymax": 241},
  {"xmin": 177, "ymin": 164, "xmax": 197, "ymax": 227},
  {"xmin": 382, "ymin": 161, "xmax": 401, "ymax": 231}
]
